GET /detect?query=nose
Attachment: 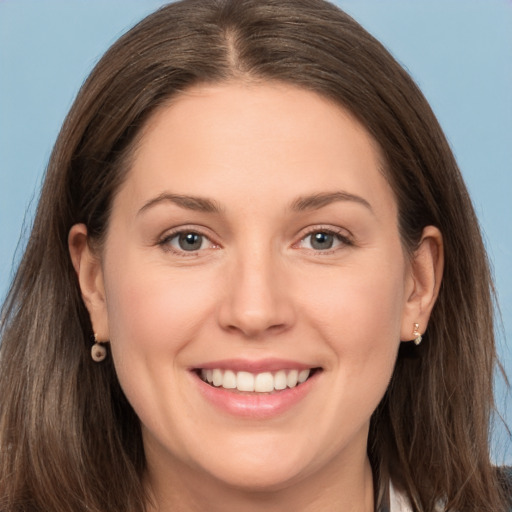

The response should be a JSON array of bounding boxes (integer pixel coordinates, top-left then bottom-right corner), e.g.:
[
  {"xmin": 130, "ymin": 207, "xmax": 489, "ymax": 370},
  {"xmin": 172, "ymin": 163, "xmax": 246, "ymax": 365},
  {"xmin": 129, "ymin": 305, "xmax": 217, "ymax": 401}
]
[{"xmin": 217, "ymin": 248, "xmax": 296, "ymax": 339}]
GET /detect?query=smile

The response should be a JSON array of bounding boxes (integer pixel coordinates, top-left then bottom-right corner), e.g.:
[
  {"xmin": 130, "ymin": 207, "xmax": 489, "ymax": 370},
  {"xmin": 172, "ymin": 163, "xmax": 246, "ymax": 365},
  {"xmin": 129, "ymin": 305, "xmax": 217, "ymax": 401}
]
[
  {"xmin": 199, "ymin": 368, "xmax": 313, "ymax": 393},
  {"xmin": 192, "ymin": 360, "xmax": 322, "ymax": 418}
]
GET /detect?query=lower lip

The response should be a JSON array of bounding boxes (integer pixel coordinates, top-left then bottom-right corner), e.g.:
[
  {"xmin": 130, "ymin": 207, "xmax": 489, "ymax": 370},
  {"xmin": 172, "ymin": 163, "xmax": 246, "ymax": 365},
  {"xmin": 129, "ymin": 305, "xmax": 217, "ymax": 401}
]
[{"xmin": 193, "ymin": 371, "xmax": 319, "ymax": 419}]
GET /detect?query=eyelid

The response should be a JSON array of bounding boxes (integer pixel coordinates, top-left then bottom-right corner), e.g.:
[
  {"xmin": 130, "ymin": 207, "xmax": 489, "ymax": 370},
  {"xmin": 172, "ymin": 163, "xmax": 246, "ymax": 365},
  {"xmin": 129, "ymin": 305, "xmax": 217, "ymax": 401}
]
[
  {"xmin": 155, "ymin": 224, "xmax": 353, "ymax": 256},
  {"xmin": 157, "ymin": 225, "xmax": 220, "ymax": 255},
  {"xmin": 294, "ymin": 225, "xmax": 354, "ymax": 252}
]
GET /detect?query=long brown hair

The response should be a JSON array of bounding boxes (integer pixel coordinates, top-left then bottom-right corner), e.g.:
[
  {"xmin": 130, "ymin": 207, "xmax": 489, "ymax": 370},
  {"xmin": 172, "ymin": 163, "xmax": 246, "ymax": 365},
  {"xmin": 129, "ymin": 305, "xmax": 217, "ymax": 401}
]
[{"xmin": 0, "ymin": 1, "xmax": 508, "ymax": 510}]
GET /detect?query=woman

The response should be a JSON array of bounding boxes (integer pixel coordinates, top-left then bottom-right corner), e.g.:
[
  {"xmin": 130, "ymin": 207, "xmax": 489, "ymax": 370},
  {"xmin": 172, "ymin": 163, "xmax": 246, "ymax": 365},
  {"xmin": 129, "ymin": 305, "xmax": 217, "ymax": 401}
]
[{"xmin": 0, "ymin": 0, "xmax": 509, "ymax": 510}]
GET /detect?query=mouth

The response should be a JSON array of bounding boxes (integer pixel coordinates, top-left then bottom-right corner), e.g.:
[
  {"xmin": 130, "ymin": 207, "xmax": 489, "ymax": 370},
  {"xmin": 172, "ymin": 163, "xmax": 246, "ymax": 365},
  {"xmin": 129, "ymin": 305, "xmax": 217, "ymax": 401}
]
[
  {"xmin": 191, "ymin": 361, "xmax": 322, "ymax": 418},
  {"xmin": 196, "ymin": 367, "xmax": 321, "ymax": 394}
]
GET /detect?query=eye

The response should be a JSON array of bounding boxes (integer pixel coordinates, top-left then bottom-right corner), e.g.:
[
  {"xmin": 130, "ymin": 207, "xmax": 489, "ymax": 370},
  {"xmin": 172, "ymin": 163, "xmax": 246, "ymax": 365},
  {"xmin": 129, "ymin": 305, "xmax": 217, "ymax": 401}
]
[
  {"xmin": 160, "ymin": 230, "xmax": 216, "ymax": 253},
  {"xmin": 308, "ymin": 232, "xmax": 336, "ymax": 250},
  {"xmin": 298, "ymin": 229, "xmax": 351, "ymax": 252},
  {"xmin": 175, "ymin": 232, "xmax": 205, "ymax": 251}
]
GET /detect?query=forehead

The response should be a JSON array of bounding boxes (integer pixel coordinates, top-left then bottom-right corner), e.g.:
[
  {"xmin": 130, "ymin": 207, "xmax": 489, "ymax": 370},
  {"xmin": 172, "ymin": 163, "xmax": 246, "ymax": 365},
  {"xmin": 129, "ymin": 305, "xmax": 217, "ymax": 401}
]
[{"xmin": 119, "ymin": 81, "xmax": 396, "ymax": 217}]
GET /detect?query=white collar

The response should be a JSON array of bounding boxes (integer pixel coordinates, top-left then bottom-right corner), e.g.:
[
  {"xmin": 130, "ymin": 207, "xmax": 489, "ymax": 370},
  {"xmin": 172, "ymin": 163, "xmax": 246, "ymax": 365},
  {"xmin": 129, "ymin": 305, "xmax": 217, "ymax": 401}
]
[
  {"xmin": 389, "ymin": 480, "xmax": 413, "ymax": 512},
  {"xmin": 389, "ymin": 481, "xmax": 445, "ymax": 512}
]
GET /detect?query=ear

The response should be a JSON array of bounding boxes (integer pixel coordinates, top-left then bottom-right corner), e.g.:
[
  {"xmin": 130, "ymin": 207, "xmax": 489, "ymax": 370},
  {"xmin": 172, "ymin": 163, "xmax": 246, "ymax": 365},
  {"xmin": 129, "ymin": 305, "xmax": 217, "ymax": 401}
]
[
  {"xmin": 400, "ymin": 225, "xmax": 444, "ymax": 341},
  {"xmin": 68, "ymin": 224, "xmax": 109, "ymax": 340}
]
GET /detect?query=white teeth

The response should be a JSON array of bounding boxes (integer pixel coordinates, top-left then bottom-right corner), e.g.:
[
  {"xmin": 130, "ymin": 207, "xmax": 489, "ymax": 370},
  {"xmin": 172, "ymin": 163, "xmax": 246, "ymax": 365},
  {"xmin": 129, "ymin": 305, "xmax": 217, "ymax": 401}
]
[
  {"xmin": 274, "ymin": 370, "xmax": 287, "ymax": 390},
  {"xmin": 223, "ymin": 370, "xmax": 237, "ymax": 389},
  {"xmin": 254, "ymin": 372, "xmax": 274, "ymax": 392},
  {"xmin": 287, "ymin": 369, "xmax": 298, "ymax": 388},
  {"xmin": 200, "ymin": 368, "xmax": 314, "ymax": 392},
  {"xmin": 237, "ymin": 371, "xmax": 255, "ymax": 392},
  {"xmin": 212, "ymin": 368, "xmax": 223, "ymax": 387},
  {"xmin": 298, "ymin": 369, "xmax": 310, "ymax": 383}
]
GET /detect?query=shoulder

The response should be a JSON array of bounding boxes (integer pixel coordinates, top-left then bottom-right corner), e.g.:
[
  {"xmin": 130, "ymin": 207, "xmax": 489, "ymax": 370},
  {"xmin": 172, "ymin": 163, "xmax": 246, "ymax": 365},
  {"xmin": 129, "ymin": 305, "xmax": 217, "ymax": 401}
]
[
  {"xmin": 498, "ymin": 467, "xmax": 512, "ymax": 511},
  {"xmin": 389, "ymin": 469, "xmax": 512, "ymax": 512}
]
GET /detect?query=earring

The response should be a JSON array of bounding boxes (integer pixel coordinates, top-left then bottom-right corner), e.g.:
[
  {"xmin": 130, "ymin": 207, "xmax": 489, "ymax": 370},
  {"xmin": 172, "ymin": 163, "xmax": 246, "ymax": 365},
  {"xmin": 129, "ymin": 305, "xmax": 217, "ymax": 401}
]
[
  {"xmin": 412, "ymin": 323, "xmax": 422, "ymax": 345},
  {"xmin": 91, "ymin": 333, "xmax": 107, "ymax": 362}
]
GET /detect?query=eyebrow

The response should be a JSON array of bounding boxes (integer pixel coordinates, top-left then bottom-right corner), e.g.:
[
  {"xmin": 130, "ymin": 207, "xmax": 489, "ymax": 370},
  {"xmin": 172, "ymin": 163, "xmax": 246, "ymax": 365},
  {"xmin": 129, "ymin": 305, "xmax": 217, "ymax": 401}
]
[
  {"xmin": 137, "ymin": 190, "xmax": 373, "ymax": 217},
  {"xmin": 137, "ymin": 193, "xmax": 222, "ymax": 216},
  {"xmin": 291, "ymin": 191, "xmax": 373, "ymax": 213}
]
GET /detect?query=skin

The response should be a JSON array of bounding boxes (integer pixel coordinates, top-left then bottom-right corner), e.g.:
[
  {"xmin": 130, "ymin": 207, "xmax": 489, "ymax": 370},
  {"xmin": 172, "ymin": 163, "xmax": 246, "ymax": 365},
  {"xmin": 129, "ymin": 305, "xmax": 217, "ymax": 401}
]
[{"xmin": 69, "ymin": 82, "xmax": 443, "ymax": 511}]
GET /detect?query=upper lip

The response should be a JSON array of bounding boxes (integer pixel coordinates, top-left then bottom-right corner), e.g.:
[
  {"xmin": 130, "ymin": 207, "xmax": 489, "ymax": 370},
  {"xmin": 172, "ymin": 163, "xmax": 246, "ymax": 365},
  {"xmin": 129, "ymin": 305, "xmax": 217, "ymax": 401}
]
[{"xmin": 192, "ymin": 358, "xmax": 319, "ymax": 373}]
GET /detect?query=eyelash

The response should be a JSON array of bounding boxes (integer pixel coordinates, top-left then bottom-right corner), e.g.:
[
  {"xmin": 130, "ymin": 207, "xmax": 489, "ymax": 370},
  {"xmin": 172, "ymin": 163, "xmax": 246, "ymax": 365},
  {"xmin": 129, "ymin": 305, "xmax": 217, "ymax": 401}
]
[
  {"xmin": 157, "ymin": 226, "xmax": 353, "ymax": 256},
  {"xmin": 157, "ymin": 227, "xmax": 218, "ymax": 256},
  {"xmin": 296, "ymin": 226, "xmax": 353, "ymax": 253}
]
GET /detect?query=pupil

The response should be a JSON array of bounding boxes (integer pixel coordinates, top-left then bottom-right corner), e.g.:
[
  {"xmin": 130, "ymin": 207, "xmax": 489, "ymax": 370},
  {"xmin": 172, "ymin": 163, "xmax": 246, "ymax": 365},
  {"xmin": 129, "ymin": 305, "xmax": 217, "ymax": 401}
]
[
  {"xmin": 179, "ymin": 233, "xmax": 202, "ymax": 251},
  {"xmin": 311, "ymin": 232, "xmax": 333, "ymax": 250}
]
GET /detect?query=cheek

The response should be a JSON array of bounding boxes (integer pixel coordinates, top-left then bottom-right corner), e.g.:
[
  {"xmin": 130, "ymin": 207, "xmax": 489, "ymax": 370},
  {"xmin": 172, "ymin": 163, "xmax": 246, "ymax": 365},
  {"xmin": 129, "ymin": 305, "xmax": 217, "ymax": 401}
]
[
  {"xmin": 301, "ymin": 258, "xmax": 407, "ymax": 348},
  {"xmin": 101, "ymin": 243, "xmax": 223, "ymax": 383},
  {"xmin": 298, "ymin": 252, "xmax": 407, "ymax": 404},
  {"xmin": 298, "ymin": 260, "xmax": 405, "ymax": 434},
  {"xmin": 100, "ymin": 256, "xmax": 223, "ymax": 431}
]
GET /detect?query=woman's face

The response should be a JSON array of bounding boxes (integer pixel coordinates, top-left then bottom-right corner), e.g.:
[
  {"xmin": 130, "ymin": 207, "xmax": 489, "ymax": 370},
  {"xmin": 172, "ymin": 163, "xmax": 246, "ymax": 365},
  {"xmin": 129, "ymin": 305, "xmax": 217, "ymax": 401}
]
[{"xmin": 75, "ymin": 82, "xmax": 438, "ymax": 497}]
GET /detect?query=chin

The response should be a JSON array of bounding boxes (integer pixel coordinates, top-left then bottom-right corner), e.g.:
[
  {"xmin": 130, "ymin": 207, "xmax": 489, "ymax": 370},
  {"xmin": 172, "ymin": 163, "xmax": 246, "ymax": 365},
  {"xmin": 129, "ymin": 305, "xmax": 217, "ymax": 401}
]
[
  {"xmin": 178, "ymin": 437, "xmax": 316, "ymax": 493},
  {"xmin": 203, "ymin": 461, "xmax": 308, "ymax": 494}
]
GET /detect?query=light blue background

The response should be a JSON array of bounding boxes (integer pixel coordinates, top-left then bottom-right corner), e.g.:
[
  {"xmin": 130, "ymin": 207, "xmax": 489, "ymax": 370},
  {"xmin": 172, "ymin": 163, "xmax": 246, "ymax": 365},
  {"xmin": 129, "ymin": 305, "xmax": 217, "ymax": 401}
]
[{"xmin": 1, "ymin": 0, "xmax": 511, "ymax": 462}]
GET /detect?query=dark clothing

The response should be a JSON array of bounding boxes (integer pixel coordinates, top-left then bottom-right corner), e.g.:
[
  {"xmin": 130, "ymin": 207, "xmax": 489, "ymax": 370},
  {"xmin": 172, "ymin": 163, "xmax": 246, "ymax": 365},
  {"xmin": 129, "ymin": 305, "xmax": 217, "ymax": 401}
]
[{"xmin": 376, "ymin": 467, "xmax": 512, "ymax": 512}]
